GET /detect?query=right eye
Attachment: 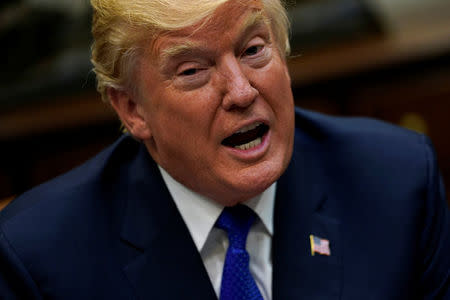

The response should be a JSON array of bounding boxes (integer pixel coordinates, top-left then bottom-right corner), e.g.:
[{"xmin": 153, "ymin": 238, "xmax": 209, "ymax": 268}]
[
  {"xmin": 174, "ymin": 65, "xmax": 210, "ymax": 90},
  {"xmin": 179, "ymin": 68, "xmax": 199, "ymax": 76}
]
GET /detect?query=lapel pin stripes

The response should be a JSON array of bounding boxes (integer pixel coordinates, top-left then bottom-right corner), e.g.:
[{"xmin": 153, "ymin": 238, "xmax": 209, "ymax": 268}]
[{"xmin": 310, "ymin": 234, "xmax": 331, "ymax": 256}]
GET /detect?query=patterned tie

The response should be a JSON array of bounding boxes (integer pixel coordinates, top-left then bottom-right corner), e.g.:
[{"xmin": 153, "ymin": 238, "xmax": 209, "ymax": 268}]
[{"xmin": 215, "ymin": 204, "xmax": 264, "ymax": 300}]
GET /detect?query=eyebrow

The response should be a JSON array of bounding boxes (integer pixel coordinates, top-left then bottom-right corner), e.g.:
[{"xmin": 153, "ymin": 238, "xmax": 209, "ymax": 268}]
[
  {"xmin": 160, "ymin": 41, "xmax": 201, "ymax": 66},
  {"xmin": 158, "ymin": 11, "xmax": 270, "ymax": 67},
  {"xmin": 239, "ymin": 10, "xmax": 269, "ymax": 39}
]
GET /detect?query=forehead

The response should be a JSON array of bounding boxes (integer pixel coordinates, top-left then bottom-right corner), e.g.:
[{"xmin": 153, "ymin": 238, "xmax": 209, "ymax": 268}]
[{"xmin": 150, "ymin": 0, "xmax": 267, "ymax": 62}]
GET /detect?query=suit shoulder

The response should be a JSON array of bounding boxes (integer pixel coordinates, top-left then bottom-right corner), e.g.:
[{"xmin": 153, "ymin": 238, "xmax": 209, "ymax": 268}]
[
  {"xmin": 293, "ymin": 108, "xmax": 433, "ymax": 179},
  {"xmin": 293, "ymin": 107, "xmax": 430, "ymax": 158},
  {"xmin": 294, "ymin": 107, "xmax": 421, "ymax": 144},
  {"xmin": 0, "ymin": 135, "xmax": 140, "ymax": 225}
]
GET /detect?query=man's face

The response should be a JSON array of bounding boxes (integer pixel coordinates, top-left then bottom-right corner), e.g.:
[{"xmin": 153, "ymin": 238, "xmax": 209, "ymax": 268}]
[{"xmin": 134, "ymin": 0, "xmax": 295, "ymax": 205}]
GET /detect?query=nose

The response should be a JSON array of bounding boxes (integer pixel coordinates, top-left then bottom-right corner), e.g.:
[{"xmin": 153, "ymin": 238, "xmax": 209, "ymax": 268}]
[{"xmin": 219, "ymin": 56, "xmax": 259, "ymax": 111}]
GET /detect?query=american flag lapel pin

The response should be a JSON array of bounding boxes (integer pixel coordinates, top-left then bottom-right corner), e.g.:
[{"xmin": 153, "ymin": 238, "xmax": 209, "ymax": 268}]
[{"xmin": 309, "ymin": 234, "xmax": 331, "ymax": 256}]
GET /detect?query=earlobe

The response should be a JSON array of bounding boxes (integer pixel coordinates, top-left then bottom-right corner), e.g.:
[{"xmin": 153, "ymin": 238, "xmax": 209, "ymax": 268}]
[{"xmin": 107, "ymin": 88, "xmax": 152, "ymax": 140}]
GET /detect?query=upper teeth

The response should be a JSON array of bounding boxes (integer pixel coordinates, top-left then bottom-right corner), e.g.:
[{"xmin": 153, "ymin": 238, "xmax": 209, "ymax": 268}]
[{"xmin": 236, "ymin": 122, "xmax": 262, "ymax": 134}]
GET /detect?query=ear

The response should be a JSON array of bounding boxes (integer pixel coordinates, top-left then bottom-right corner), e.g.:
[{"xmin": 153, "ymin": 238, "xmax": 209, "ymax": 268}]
[{"xmin": 107, "ymin": 88, "xmax": 152, "ymax": 140}]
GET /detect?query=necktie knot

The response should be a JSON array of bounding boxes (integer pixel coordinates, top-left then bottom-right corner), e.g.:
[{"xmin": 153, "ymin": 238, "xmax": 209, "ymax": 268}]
[{"xmin": 216, "ymin": 205, "xmax": 256, "ymax": 250}]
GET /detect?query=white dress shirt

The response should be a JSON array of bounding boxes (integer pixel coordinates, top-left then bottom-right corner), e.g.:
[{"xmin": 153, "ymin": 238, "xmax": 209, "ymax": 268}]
[{"xmin": 159, "ymin": 166, "xmax": 275, "ymax": 300}]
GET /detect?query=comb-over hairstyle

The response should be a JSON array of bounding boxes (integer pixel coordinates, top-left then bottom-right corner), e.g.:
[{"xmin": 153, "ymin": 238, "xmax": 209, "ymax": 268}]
[{"xmin": 90, "ymin": 0, "xmax": 291, "ymax": 103}]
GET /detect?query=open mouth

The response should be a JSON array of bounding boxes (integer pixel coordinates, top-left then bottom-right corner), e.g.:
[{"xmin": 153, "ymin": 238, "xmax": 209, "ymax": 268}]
[{"xmin": 222, "ymin": 122, "xmax": 269, "ymax": 150}]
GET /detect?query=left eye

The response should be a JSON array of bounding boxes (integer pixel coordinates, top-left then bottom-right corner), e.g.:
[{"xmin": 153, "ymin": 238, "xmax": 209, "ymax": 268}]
[{"xmin": 244, "ymin": 45, "xmax": 263, "ymax": 56}]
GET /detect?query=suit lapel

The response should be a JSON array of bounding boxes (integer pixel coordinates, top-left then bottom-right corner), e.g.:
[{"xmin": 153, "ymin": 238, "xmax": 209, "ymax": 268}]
[
  {"xmin": 119, "ymin": 145, "xmax": 217, "ymax": 300},
  {"xmin": 273, "ymin": 131, "xmax": 343, "ymax": 300}
]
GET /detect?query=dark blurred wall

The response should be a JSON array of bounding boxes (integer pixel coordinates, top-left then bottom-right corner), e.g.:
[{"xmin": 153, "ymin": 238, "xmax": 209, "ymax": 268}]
[{"xmin": 1, "ymin": 0, "xmax": 449, "ymax": 206}]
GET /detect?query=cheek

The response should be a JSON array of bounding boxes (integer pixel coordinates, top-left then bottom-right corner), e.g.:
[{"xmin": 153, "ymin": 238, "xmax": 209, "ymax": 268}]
[
  {"xmin": 148, "ymin": 89, "xmax": 220, "ymax": 146},
  {"xmin": 176, "ymin": 87, "xmax": 222, "ymax": 135},
  {"xmin": 251, "ymin": 56, "xmax": 291, "ymax": 93},
  {"xmin": 259, "ymin": 60, "xmax": 295, "ymax": 133},
  {"xmin": 270, "ymin": 61, "xmax": 291, "ymax": 90}
]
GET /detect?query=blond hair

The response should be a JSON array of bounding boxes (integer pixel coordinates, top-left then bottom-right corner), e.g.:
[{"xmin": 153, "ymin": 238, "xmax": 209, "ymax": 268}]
[{"xmin": 90, "ymin": 0, "xmax": 291, "ymax": 103}]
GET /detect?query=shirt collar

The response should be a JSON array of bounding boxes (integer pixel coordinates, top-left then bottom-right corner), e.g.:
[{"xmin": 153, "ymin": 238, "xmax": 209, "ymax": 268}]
[{"xmin": 158, "ymin": 166, "xmax": 276, "ymax": 252}]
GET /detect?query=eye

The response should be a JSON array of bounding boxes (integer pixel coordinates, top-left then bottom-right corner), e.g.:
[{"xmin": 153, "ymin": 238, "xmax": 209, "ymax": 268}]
[
  {"xmin": 174, "ymin": 65, "xmax": 210, "ymax": 90},
  {"xmin": 243, "ymin": 45, "xmax": 263, "ymax": 57},
  {"xmin": 179, "ymin": 68, "xmax": 199, "ymax": 76}
]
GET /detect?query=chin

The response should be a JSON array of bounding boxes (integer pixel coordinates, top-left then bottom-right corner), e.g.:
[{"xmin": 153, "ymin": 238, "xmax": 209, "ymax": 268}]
[{"xmin": 220, "ymin": 159, "xmax": 288, "ymax": 205}]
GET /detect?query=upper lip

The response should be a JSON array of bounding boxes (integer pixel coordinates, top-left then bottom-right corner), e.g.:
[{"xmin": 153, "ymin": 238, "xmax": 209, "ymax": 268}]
[{"xmin": 236, "ymin": 121, "xmax": 263, "ymax": 133}]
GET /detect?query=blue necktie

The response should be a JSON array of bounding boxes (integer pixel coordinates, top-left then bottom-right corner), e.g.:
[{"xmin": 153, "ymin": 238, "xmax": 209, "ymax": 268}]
[{"xmin": 215, "ymin": 205, "xmax": 264, "ymax": 300}]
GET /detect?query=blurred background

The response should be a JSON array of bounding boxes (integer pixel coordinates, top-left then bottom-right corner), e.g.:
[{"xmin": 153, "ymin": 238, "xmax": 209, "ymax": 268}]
[{"xmin": 1, "ymin": 0, "xmax": 450, "ymax": 208}]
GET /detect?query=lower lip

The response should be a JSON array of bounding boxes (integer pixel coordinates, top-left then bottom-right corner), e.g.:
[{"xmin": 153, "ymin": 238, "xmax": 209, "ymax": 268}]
[{"xmin": 224, "ymin": 129, "xmax": 271, "ymax": 161}]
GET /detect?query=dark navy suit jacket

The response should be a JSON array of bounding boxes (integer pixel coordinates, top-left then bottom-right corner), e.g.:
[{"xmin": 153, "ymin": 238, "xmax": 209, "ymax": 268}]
[{"xmin": 1, "ymin": 108, "xmax": 449, "ymax": 299}]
